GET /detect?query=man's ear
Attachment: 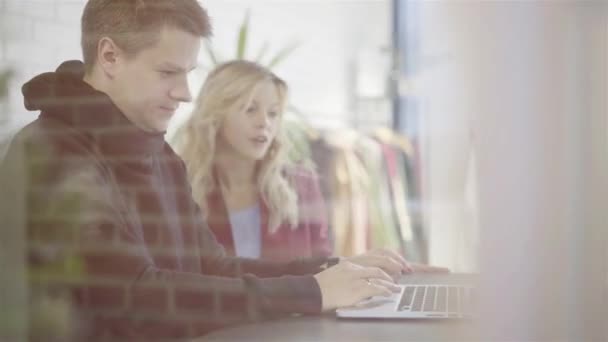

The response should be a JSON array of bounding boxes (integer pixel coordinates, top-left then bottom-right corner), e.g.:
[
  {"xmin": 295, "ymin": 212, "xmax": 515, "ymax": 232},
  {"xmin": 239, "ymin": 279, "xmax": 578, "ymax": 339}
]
[{"xmin": 97, "ymin": 37, "xmax": 122, "ymax": 78}]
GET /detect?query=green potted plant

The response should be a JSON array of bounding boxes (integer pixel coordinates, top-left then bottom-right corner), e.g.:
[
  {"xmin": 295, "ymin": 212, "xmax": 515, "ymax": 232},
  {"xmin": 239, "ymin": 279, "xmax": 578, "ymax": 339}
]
[{"xmin": 202, "ymin": 10, "xmax": 300, "ymax": 70}]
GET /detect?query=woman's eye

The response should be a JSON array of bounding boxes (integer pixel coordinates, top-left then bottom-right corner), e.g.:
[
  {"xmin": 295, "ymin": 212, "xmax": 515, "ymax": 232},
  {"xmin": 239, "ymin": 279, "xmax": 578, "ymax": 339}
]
[
  {"xmin": 246, "ymin": 106, "xmax": 257, "ymax": 113},
  {"xmin": 268, "ymin": 111, "xmax": 278, "ymax": 118}
]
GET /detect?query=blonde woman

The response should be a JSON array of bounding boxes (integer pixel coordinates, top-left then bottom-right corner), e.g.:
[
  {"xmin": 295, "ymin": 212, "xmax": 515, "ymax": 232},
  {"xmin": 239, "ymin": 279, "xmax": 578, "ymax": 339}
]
[{"xmin": 173, "ymin": 60, "xmax": 331, "ymax": 261}]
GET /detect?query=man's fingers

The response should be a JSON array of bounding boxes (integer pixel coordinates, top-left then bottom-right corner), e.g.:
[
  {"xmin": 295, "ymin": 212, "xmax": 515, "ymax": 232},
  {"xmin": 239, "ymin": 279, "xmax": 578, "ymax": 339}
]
[
  {"xmin": 359, "ymin": 266, "xmax": 395, "ymax": 283},
  {"xmin": 373, "ymin": 249, "xmax": 413, "ymax": 273},
  {"xmin": 368, "ymin": 278, "xmax": 401, "ymax": 293},
  {"xmin": 347, "ymin": 258, "xmax": 400, "ymax": 278},
  {"xmin": 367, "ymin": 255, "xmax": 402, "ymax": 276},
  {"xmin": 410, "ymin": 262, "xmax": 450, "ymax": 273},
  {"xmin": 375, "ymin": 249, "xmax": 407, "ymax": 265},
  {"xmin": 358, "ymin": 279, "xmax": 397, "ymax": 299}
]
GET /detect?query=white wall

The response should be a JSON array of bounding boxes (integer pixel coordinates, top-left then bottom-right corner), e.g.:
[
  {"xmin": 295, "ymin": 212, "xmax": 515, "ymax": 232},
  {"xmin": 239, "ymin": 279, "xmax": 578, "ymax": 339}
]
[
  {"xmin": 202, "ymin": 0, "xmax": 391, "ymax": 126},
  {"xmin": 0, "ymin": 0, "xmax": 391, "ymax": 138},
  {"xmin": 1, "ymin": 0, "xmax": 85, "ymax": 130}
]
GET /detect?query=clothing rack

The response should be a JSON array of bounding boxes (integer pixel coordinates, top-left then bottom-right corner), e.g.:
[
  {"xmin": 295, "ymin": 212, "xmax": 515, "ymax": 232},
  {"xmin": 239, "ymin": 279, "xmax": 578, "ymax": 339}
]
[{"xmin": 287, "ymin": 121, "xmax": 427, "ymax": 262}]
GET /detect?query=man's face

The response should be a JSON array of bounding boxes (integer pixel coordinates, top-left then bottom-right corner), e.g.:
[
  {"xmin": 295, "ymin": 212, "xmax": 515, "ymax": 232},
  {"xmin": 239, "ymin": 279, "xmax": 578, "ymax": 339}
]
[{"xmin": 110, "ymin": 27, "xmax": 200, "ymax": 132}]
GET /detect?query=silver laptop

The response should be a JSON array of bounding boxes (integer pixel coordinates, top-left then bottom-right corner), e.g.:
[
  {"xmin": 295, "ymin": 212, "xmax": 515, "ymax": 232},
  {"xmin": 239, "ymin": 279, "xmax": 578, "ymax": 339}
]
[{"xmin": 336, "ymin": 274, "xmax": 476, "ymax": 319}]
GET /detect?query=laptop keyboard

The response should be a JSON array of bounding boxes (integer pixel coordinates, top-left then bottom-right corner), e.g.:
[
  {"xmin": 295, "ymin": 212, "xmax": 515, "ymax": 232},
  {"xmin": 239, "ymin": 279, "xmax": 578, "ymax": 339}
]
[{"xmin": 398, "ymin": 285, "xmax": 474, "ymax": 315}]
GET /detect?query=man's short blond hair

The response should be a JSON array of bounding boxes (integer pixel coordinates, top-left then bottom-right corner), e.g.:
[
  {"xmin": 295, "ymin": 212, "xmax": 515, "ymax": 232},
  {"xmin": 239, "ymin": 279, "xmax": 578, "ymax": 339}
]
[{"xmin": 81, "ymin": 0, "xmax": 212, "ymax": 73}]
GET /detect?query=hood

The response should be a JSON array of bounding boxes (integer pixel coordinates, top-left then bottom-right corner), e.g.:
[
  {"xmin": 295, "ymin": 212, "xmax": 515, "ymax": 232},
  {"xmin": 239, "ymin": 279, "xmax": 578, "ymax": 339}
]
[{"xmin": 21, "ymin": 60, "xmax": 165, "ymax": 156}]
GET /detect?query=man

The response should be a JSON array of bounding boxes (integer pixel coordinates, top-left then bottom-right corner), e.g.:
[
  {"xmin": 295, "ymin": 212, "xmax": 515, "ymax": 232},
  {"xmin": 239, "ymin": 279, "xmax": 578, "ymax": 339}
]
[{"xmin": 0, "ymin": 0, "xmax": 445, "ymax": 340}]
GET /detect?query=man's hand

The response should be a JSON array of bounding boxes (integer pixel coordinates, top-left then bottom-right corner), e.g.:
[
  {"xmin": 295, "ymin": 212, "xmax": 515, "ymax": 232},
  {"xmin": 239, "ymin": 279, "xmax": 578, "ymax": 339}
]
[
  {"xmin": 313, "ymin": 261, "xmax": 401, "ymax": 311},
  {"xmin": 409, "ymin": 262, "xmax": 450, "ymax": 273},
  {"xmin": 344, "ymin": 249, "xmax": 450, "ymax": 280}
]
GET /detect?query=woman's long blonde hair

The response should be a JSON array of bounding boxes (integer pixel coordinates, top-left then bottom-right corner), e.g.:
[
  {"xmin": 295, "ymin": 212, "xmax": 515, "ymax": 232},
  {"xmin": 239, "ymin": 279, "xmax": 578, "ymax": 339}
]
[{"xmin": 173, "ymin": 60, "xmax": 298, "ymax": 232}]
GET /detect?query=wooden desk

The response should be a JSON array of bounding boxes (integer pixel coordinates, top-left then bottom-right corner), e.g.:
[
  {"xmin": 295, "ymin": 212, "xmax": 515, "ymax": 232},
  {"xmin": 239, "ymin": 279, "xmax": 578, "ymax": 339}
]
[{"xmin": 200, "ymin": 274, "xmax": 477, "ymax": 341}]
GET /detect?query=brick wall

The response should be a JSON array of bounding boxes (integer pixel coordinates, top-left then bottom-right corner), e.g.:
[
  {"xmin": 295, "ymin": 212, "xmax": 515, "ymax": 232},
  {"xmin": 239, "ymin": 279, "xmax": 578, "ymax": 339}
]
[
  {"xmin": 0, "ymin": 1, "xmax": 392, "ymax": 339},
  {"xmin": 1, "ymin": 1, "xmax": 85, "ymax": 129}
]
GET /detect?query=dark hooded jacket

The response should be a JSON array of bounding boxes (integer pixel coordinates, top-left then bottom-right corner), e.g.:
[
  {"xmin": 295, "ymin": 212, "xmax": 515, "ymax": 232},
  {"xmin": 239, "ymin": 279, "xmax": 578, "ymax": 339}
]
[{"xmin": 0, "ymin": 61, "xmax": 332, "ymax": 340}]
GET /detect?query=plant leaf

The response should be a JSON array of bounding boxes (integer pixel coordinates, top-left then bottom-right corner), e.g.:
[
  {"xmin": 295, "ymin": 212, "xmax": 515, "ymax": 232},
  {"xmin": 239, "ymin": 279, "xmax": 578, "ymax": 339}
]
[
  {"xmin": 236, "ymin": 10, "xmax": 251, "ymax": 59},
  {"xmin": 0, "ymin": 69, "xmax": 13, "ymax": 99},
  {"xmin": 203, "ymin": 40, "xmax": 219, "ymax": 66},
  {"xmin": 267, "ymin": 42, "xmax": 301, "ymax": 69}
]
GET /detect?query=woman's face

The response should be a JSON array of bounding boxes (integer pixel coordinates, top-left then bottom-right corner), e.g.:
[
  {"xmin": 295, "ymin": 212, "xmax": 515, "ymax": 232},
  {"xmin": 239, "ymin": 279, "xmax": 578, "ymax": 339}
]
[{"xmin": 217, "ymin": 80, "xmax": 282, "ymax": 161}]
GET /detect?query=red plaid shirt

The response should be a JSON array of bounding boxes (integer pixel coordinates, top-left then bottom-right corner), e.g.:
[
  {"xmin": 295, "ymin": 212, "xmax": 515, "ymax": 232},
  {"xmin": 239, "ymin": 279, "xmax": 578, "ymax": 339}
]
[{"xmin": 206, "ymin": 167, "xmax": 332, "ymax": 261}]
